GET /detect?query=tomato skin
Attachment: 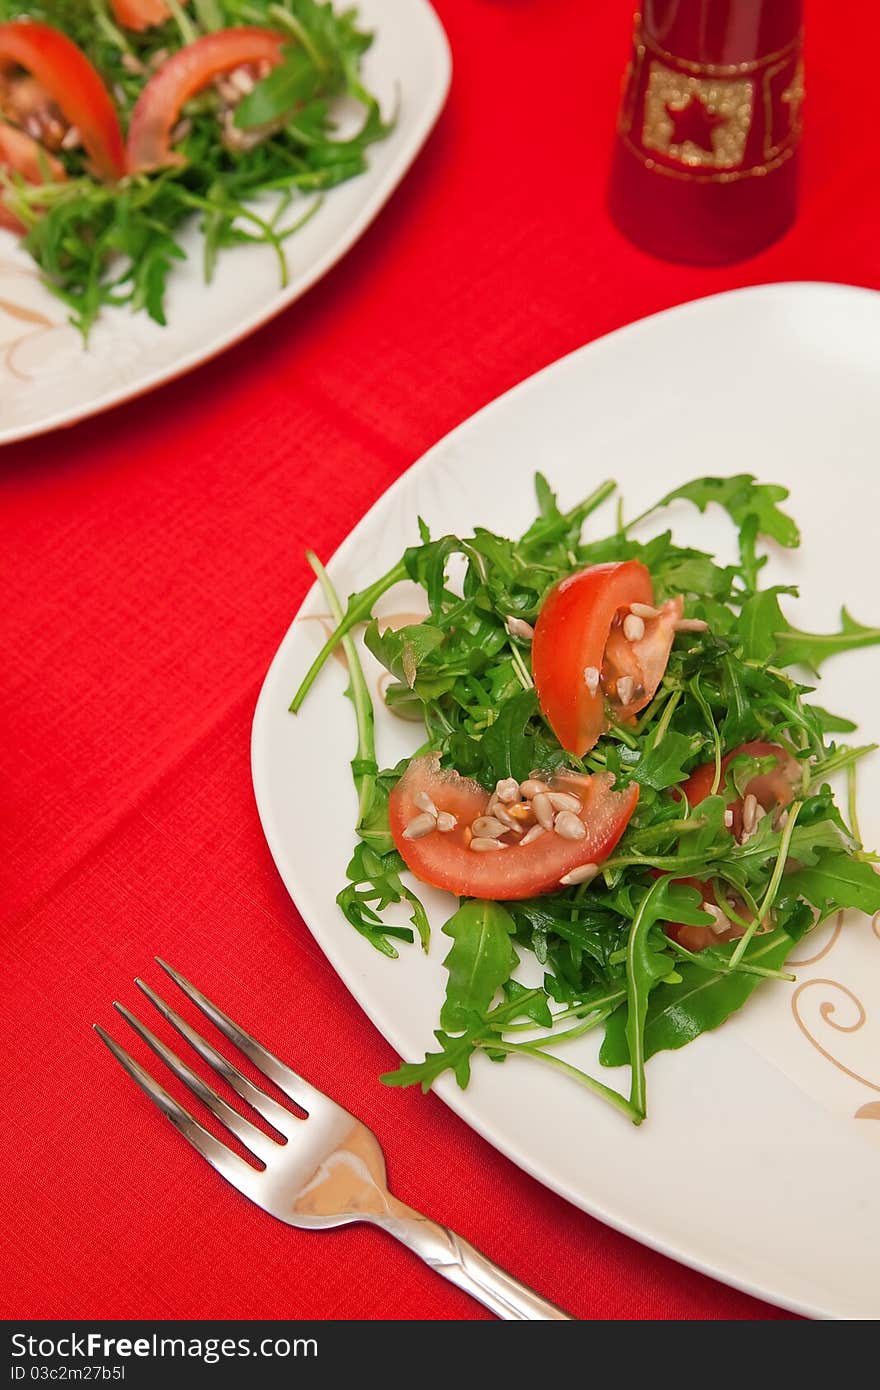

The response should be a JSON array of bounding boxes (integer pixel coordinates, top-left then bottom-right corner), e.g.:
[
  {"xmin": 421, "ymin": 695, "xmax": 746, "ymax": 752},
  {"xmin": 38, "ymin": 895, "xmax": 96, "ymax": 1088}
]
[
  {"xmin": 0, "ymin": 123, "xmax": 65, "ymax": 231},
  {"xmin": 126, "ymin": 28, "xmax": 286, "ymax": 172},
  {"xmin": 667, "ymin": 741, "xmax": 800, "ymax": 949},
  {"xmin": 532, "ymin": 561, "xmax": 682, "ymax": 758},
  {"xmin": 0, "ymin": 22, "xmax": 125, "ymax": 180},
  {"xmin": 389, "ymin": 757, "xmax": 639, "ymax": 901},
  {"xmin": 109, "ymin": 0, "xmax": 174, "ymax": 31},
  {"xmin": 683, "ymin": 739, "xmax": 799, "ymax": 834},
  {"xmin": 663, "ymin": 879, "xmax": 743, "ymax": 952}
]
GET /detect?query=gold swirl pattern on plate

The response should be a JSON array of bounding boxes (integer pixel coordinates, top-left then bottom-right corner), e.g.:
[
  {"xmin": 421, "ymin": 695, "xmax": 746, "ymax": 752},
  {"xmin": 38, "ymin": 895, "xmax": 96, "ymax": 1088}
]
[
  {"xmin": 0, "ymin": 258, "xmax": 63, "ymax": 382},
  {"xmin": 791, "ymin": 977, "xmax": 880, "ymax": 1098},
  {"xmin": 787, "ymin": 911, "xmax": 843, "ymax": 967}
]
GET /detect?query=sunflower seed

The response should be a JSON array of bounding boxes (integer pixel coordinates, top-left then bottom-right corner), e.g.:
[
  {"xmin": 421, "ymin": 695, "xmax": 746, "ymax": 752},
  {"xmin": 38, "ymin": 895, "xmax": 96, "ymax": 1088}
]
[
  {"xmin": 623, "ymin": 614, "xmax": 646, "ymax": 642},
  {"xmin": 403, "ymin": 812, "xmax": 436, "ymax": 840},
  {"xmin": 616, "ymin": 675, "xmax": 636, "ymax": 705},
  {"xmin": 495, "ymin": 778, "xmax": 520, "ymax": 804},
  {"xmin": 520, "ymin": 824, "xmax": 546, "ymax": 846},
  {"xmin": 583, "ymin": 665, "xmax": 600, "ymax": 695},
  {"xmin": 742, "ymin": 793, "xmax": 759, "ymax": 834},
  {"xmin": 547, "ymin": 791, "xmax": 582, "ymax": 814},
  {"xmin": 488, "ymin": 800, "xmax": 518, "ymax": 830},
  {"xmin": 702, "ymin": 902, "xmax": 731, "ymax": 936},
  {"xmin": 675, "ymin": 618, "xmax": 709, "ymax": 633},
  {"xmin": 436, "ymin": 811, "xmax": 457, "ymax": 833},
  {"xmin": 554, "ymin": 810, "xmax": 586, "ymax": 841},
  {"xmin": 774, "ymin": 807, "xmax": 789, "ymax": 831},
  {"xmin": 630, "ymin": 602, "xmax": 660, "ymax": 619},
  {"xmin": 121, "ymin": 52, "xmax": 145, "ymax": 74},
  {"xmin": 470, "ymin": 836, "xmax": 506, "ymax": 852},
  {"xmin": 228, "ymin": 67, "xmax": 256, "ymax": 96},
  {"xmin": 506, "ymin": 616, "xmax": 535, "ymax": 641},
  {"xmin": 471, "ymin": 816, "xmax": 508, "ymax": 839},
  {"xmin": 413, "ymin": 790, "xmax": 438, "ymax": 817},
  {"xmin": 507, "ymin": 801, "xmax": 535, "ymax": 823},
  {"xmin": 532, "ymin": 792, "xmax": 555, "ymax": 830},
  {"xmin": 519, "ymin": 778, "xmax": 548, "ymax": 799},
  {"xmin": 560, "ymin": 862, "xmax": 599, "ymax": 886},
  {"xmin": 723, "ymin": 808, "xmax": 735, "ymax": 829},
  {"xmin": 60, "ymin": 124, "xmax": 81, "ymax": 151}
]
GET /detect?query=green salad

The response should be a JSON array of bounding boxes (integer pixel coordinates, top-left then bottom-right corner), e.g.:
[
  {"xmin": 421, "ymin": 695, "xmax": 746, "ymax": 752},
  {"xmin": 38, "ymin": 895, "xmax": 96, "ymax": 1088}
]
[
  {"xmin": 0, "ymin": 1, "xmax": 389, "ymax": 335},
  {"xmin": 292, "ymin": 474, "xmax": 880, "ymax": 1125}
]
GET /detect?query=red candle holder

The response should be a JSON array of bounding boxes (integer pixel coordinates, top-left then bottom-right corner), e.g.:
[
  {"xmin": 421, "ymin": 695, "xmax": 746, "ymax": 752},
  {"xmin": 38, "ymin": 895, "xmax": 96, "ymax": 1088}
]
[{"xmin": 609, "ymin": 0, "xmax": 804, "ymax": 264}]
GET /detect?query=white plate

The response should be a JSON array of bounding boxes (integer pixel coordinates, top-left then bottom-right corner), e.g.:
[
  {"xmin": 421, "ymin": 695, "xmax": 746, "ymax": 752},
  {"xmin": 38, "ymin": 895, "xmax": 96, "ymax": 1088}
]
[
  {"xmin": 0, "ymin": 0, "xmax": 450, "ymax": 446},
  {"xmin": 252, "ymin": 282, "xmax": 880, "ymax": 1320}
]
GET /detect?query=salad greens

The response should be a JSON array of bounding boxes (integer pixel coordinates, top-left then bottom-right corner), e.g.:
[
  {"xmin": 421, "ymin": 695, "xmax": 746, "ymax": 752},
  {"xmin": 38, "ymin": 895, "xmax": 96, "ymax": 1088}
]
[
  {"xmin": 0, "ymin": 1, "xmax": 389, "ymax": 334},
  {"xmin": 292, "ymin": 474, "xmax": 880, "ymax": 1125}
]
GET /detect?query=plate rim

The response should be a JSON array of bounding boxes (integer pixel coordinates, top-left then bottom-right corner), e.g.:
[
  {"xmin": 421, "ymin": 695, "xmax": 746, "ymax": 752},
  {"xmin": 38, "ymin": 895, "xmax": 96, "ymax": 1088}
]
[
  {"xmin": 0, "ymin": 0, "xmax": 451, "ymax": 448},
  {"xmin": 251, "ymin": 280, "xmax": 880, "ymax": 1320}
]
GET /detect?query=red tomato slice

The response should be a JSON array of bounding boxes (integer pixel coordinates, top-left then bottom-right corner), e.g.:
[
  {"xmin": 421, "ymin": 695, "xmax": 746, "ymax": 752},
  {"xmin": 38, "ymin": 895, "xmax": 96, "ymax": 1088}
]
[
  {"xmin": 532, "ymin": 560, "xmax": 683, "ymax": 757},
  {"xmin": 666, "ymin": 741, "xmax": 801, "ymax": 949},
  {"xmin": 0, "ymin": 22, "xmax": 125, "ymax": 180},
  {"xmin": 126, "ymin": 28, "xmax": 286, "ymax": 172},
  {"xmin": 663, "ymin": 879, "xmax": 745, "ymax": 952},
  {"xmin": 109, "ymin": 0, "xmax": 175, "ymax": 31},
  {"xmin": 389, "ymin": 757, "xmax": 638, "ymax": 901},
  {"xmin": 0, "ymin": 122, "xmax": 65, "ymax": 231},
  {"xmin": 683, "ymin": 739, "xmax": 800, "ymax": 834}
]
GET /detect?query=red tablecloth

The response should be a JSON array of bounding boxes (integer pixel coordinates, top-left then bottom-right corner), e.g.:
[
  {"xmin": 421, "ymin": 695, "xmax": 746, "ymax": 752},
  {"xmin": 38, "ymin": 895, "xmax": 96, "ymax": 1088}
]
[{"xmin": 2, "ymin": 0, "xmax": 878, "ymax": 1322}]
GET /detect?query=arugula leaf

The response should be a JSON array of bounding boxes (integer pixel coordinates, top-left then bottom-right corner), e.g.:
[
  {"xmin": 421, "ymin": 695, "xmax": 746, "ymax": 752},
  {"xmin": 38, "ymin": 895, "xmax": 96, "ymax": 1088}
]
[
  {"xmin": 471, "ymin": 690, "xmax": 569, "ymax": 787},
  {"xmin": 781, "ymin": 851, "xmax": 880, "ymax": 916},
  {"xmin": 364, "ymin": 620, "xmax": 446, "ymax": 691},
  {"xmin": 501, "ymin": 979, "xmax": 554, "ymax": 1027},
  {"xmin": 630, "ymin": 730, "xmax": 697, "ymax": 790},
  {"xmin": 235, "ymin": 44, "xmax": 326, "ymax": 129},
  {"xmin": 775, "ymin": 607, "xmax": 880, "ymax": 673},
  {"xmin": 738, "ymin": 589, "xmax": 786, "ymax": 663},
  {"xmin": 650, "ymin": 475, "xmax": 800, "ymax": 548},
  {"xmin": 336, "ymin": 843, "xmax": 428, "ymax": 956},
  {"xmin": 600, "ymin": 925, "xmax": 801, "ymax": 1067},
  {"xmin": 439, "ymin": 901, "xmax": 519, "ymax": 1032},
  {"xmin": 382, "ymin": 1028, "xmax": 479, "ymax": 1092},
  {"xmin": 738, "ymin": 591, "xmax": 880, "ymax": 673}
]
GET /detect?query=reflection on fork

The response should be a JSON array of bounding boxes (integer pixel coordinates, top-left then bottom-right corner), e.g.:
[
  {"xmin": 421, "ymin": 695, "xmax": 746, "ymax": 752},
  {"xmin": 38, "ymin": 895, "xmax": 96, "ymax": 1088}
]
[{"xmin": 95, "ymin": 960, "xmax": 571, "ymax": 1321}]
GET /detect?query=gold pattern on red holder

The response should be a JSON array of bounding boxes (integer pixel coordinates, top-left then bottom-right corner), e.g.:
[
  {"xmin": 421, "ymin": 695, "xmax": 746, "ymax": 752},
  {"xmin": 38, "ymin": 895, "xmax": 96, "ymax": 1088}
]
[{"xmin": 618, "ymin": 17, "xmax": 804, "ymax": 183}]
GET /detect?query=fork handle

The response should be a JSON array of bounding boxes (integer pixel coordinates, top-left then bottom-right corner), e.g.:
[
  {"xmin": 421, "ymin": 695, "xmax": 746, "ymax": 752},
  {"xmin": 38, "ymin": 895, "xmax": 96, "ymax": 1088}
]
[{"xmin": 379, "ymin": 1207, "xmax": 572, "ymax": 1320}]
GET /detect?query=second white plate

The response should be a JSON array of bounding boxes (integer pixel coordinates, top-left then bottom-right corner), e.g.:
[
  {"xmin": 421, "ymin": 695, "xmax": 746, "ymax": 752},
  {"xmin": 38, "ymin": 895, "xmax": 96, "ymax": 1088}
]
[
  {"xmin": 0, "ymin": 0, "xmax": 450, "ymax": 445},
  {"xmin": 252, "ymin": 282, "xmax": 880, "ymax": 1319}
]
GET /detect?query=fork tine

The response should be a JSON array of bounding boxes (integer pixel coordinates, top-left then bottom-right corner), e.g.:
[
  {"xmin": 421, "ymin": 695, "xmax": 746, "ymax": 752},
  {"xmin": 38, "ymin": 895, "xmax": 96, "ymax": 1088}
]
[
  {"xmin": 112, "ymin": 1003, "xmax": 281, "ymax": 1164},
  {"xmin": 156, "ymin": 959, "xmax": 325, "ymax": 1111},
  {"xmin": 93, "ymin": 1025, "xmax": 256, "ymax": 1190},
  {"xmin": 134, "ymin": 978, "xmax": 297, "ymax": 1137}
]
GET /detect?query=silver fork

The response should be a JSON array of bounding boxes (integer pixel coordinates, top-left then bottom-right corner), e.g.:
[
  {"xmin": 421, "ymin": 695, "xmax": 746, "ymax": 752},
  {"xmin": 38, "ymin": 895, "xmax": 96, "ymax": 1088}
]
[{"xmin": 95, "ymin": 960, "xmax": 571, "ymax": 1321}]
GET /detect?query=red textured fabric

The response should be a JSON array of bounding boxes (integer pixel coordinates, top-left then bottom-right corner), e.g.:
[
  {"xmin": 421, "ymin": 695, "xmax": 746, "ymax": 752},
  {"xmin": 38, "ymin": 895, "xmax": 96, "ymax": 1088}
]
[{"xmin": 1, "ymin": 0, "xmax": 876, "ymax": 1321}]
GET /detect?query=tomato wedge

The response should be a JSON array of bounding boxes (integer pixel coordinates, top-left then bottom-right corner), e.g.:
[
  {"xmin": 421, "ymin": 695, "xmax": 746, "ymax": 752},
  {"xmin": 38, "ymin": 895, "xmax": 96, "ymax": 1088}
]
[
  {"xmin": 109, "ymin": 0, "xmax": 175, "ymax": 31},
  {"xmin": 389, "ymin": 757, "xmax": 638, "ymax": 901},
  {"xmin": 0, "ymin": 122, "xmax": 65, "ymax": 231},
  {"xmin": 666, "ymin": 741, "xmax": 801, "ymax": 950},
  {"xmin": 682, "ymin": 739, "xmax": 800, "ymax": 835},
  {"xmin": 0, "ymin": 22, "xmax": 125, "ymax": 180},
  {"xmin": 532, "ymin": 560, "xmax": 683, "ymax": 757},
  {"xmin": 126, "ymin": 28, "xmax": 286, "ymax": 172}
]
